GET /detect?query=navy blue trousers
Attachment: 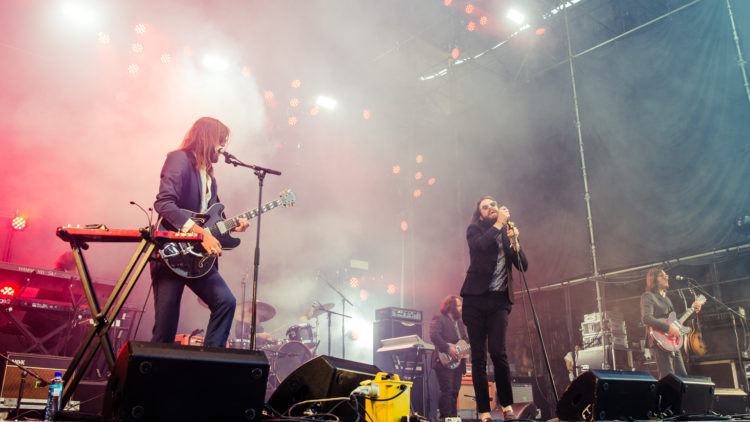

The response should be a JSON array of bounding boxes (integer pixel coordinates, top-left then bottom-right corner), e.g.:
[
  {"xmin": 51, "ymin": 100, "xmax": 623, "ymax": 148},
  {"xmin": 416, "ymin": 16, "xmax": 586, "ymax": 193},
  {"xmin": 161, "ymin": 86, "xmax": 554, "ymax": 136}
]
[{"xmin": 150, "ymin": 262, "xmax": 236, "ymax": 347}]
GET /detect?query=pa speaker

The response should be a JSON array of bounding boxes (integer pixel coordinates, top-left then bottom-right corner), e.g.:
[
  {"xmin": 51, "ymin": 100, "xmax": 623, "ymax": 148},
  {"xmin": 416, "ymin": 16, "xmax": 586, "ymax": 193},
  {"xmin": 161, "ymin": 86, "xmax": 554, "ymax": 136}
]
[
  {"xmin": 556, "ymin": 370, "xmax": 657, "ymax": 421},
  {"xmin": 267, "ymin": 355, "xmax": 380, "ymax": 420},
  {"xmin": 657, "ymin": 374, "xmax": 714, "ymax": 416},
  {"xmin": 101, "ymin": 341, "xmax": 269, "ymax": 422}
]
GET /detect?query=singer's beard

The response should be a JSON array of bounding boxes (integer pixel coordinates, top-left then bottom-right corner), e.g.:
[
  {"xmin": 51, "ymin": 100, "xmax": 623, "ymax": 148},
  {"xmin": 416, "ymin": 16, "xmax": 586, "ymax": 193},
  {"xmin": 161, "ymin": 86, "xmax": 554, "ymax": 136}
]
[{"xmin": 481, "ymin": 214, "xmax": 498, "ymax": 225}]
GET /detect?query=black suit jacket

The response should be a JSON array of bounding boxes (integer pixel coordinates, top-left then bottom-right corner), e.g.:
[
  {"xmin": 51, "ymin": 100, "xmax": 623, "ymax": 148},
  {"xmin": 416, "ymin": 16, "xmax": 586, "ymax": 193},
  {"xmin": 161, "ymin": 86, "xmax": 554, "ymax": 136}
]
[
  {"xmin": 429, "ymin": 312, "xmax": 468, "ymax": 369},
  {"xmin": 460, "ymin": 220, "xmax": 528, "ymax": 302}
]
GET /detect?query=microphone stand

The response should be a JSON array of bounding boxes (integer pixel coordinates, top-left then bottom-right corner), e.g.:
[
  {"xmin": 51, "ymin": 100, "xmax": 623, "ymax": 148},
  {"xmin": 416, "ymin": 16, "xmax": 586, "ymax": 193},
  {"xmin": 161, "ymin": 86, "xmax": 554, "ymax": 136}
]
[
  {"xmin": 327, "ymin": 282, "xmax": 353, "ymax": 358},
  {"xmin": 0, "ymin": 353, "xmax": 49, "ymax": 419},
  {"xmin": 680, "ymin": 276, "xmax": 749, "ymax": 391},
  {"xmin": 510, "ymin": 226, "xmax": 559, "ymax": 404},
  {"xmin": 222, "ymin": 152, "xmax": 281, "ymax": 350}
]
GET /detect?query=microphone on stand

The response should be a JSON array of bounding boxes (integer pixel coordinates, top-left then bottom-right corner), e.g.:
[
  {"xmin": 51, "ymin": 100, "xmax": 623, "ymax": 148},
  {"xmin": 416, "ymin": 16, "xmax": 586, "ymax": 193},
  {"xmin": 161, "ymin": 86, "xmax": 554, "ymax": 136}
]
[
  {"xmin": 674, "ymin": 275, "xmax": 692, "ymax": 281},
  {"xmin": 217, "ymin": 146, "xmax": 236, "ymax": 163}
]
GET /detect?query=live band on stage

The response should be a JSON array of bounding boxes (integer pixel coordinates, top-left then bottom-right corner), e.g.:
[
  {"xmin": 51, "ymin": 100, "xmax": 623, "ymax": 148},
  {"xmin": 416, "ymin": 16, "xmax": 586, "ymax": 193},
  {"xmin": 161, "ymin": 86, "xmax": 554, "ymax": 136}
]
[{"xmin": 0, "ymin": 119, "xmax": 748, "ymax": 421}]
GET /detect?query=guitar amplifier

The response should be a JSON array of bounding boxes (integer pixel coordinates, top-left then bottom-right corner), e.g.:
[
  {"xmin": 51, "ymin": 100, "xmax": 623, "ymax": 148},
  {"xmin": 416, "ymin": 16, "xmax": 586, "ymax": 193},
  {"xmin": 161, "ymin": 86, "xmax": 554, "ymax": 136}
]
[
  {"xmin": 376, "ymin": 307, "xmax": 422, "ymax": 323},
  {"xmin": 0, "ymin": 353, "xmax": 73, "ymax": 410}
]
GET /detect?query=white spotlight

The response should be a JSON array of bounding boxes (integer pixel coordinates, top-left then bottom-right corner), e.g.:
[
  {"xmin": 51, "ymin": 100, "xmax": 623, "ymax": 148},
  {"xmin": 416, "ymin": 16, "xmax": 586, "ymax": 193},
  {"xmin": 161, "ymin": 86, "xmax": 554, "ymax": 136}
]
[
  {"xmin": 316, "ymin": 95, "xmax": 337, "ymax": 110},
  {"xmin": 201, "ymin": 54, "xmax": 229, "ymax": 71},
  {"xmin": 506, "ymin": 8, "xmax": 525, "ymax": 24},
  {"xmin": 62, "ymin": 3, "xmax": 96, "ymax": 26}
]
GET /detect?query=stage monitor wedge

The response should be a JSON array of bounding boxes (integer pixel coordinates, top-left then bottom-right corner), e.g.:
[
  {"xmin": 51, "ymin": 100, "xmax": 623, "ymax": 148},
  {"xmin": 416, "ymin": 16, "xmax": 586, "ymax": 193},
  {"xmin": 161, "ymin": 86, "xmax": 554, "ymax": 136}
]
[
  {"xmin": 267, "ymin": 355, "xmax": 380, "ymax": 421},
  {"xmin": 556, "ymin": 369, "xmax": 657, "ymax": 421},
  {"xmin": 101, "ymin": 341, "xmax": 269, "ymax": 422},
  {"xmin": 657, "ymin": 374, "xmax": 715, "ymax": 416}
]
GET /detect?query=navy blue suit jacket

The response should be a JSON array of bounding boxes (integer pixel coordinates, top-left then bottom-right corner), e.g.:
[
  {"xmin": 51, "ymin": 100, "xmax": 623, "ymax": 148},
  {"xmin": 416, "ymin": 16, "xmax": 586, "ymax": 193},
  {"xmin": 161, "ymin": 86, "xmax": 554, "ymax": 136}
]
[{"xmin": 154, "ymin": 150, "xmax": 219, "ymax": 230}]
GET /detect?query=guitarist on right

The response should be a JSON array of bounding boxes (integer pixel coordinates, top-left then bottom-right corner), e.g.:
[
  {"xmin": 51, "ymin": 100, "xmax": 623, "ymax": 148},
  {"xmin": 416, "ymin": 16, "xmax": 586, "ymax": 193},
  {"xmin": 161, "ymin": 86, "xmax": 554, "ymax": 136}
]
[
  {"xmin": 430, "ymin": 294, "xmax": 469, "ymax": 420},
  {"xmin": 641, "ymin": 267, "xmax": 703, "ymax": 378}
]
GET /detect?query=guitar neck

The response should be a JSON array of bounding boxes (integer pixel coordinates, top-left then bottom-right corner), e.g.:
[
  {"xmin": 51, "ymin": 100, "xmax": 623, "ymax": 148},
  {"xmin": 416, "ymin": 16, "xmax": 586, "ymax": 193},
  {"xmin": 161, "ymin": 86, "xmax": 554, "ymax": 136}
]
[
  {"xmin": 678, "ymin": 308, "xmax": 696, "ymax": 325},
  {"xmin": 222, "ymin": 198, "xmax": 285, "ymax": 230}
]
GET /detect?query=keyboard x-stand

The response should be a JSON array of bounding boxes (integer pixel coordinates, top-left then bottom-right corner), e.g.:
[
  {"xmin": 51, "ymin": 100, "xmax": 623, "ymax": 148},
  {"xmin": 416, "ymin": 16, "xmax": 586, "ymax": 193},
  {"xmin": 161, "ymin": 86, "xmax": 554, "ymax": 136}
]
[{"xmin": 55, "ymin": 226, "xmax": 202, "ymax": 409}]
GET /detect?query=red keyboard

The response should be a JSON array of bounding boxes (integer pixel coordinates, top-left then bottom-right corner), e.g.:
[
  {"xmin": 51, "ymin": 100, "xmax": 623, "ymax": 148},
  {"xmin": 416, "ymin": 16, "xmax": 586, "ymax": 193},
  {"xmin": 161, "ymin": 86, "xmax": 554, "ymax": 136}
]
[{"xmin": 56, "ymin": 227, "xmax": 202, "ymax": 243}]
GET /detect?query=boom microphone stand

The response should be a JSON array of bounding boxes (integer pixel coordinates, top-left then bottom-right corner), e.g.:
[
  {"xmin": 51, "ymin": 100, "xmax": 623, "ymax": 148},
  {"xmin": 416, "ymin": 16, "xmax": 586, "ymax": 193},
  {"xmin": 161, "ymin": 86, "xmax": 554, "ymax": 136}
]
[
  {"xmin": 509, "ymin": 223, "xmax": 559, "ymax": 404},
  {"xmin": 221, "ymin": 150, "xmax": 281, "ymax": 350},
  {"xmin": 678, "ymin": 276, "xmax": 749, "ymax": 392}
]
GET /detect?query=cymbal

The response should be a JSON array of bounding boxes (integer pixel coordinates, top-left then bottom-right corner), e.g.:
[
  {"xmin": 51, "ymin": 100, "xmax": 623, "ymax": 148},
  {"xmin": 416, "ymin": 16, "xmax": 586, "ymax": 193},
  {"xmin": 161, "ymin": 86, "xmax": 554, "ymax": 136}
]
[
  {"xmin": 234, "ymin": 301, "xmax": 276, "ymax": 323},
  {"xmin": 303, "ymin": 302, "xmax": 334, "ymax": 320}
]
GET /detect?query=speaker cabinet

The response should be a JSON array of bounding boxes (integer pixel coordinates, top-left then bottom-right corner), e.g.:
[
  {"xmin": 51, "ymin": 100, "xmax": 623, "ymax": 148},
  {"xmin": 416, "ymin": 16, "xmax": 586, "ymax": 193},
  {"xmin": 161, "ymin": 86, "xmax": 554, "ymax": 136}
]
[
  {"xmin": 713, "ymin": 388, "xmax": 749, "ymax": 416},
  {"xmin": 101, "ymin": 341, "xmax": 268, "ymax": 422},
  {"xmin": 657, "ymin": 374, "xmax": 714, "ymax": 416},
  {"xmin": 457, "ymin": 381, "xmax": 494, "ymax": 411},
  {"xmin": 556, "ymin": 370, "xmax": 657, "ymax": 421},
  {"xmin": 267, "ymin": 355, "xmax": 380, "ymax": 420}
]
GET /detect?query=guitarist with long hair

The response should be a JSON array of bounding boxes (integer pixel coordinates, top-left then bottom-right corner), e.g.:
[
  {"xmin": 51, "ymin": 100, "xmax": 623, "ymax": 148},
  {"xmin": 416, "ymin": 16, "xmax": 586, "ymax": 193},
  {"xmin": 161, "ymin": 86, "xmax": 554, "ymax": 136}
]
[
  {"xmin": 150, "ymin": 117, "xmax": 249, "ymax": 348},
  {"xmin": 641, "ymin": 267, "xmax": 702, "ymax": 378},
  {"xmin": 430, "ymin": 294, "xmax": 469, "ymax": 419}
]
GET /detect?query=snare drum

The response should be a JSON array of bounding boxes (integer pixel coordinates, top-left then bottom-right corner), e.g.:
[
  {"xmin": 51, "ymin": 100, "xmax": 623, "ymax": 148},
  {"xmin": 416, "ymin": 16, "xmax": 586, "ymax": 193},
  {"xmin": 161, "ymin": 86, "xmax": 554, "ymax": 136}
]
[
  {"xmin": 266, "ymin": 341, "xmax": 312, "ymax": 383},
  {"xmin": 286, "ymin": 323, "xmax": 316, "ymax": 345}
]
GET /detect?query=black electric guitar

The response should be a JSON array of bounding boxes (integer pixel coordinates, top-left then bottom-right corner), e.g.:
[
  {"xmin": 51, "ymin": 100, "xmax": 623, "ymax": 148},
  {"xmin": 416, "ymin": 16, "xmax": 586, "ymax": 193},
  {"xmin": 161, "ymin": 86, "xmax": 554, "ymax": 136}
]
[
  {"xmin": 650, "ymin": 294, "xmax": 706, "ymax": 352},
  {"xmin": 157, "ymin": 189, "xmax": 296, "ymax": 278}
]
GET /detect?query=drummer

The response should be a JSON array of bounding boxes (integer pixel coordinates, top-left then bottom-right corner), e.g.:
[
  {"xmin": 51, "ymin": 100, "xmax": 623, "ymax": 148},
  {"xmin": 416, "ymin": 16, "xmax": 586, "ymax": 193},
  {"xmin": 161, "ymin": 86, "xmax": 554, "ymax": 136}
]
[
  {"xmin": 234, "ymin": 321, "xmax": 275, "ymax": 346},
  {"xmin": 233, "ymin": 300, "xmax": 277, "ymax": 346}
]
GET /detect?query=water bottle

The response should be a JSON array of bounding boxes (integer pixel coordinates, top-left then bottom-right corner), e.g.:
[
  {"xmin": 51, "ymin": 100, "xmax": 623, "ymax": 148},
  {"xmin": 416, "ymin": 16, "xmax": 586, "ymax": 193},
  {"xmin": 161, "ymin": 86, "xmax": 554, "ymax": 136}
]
[{"xmin": 44, "ymin": 371, "xmax": 63, "ymax": 421}]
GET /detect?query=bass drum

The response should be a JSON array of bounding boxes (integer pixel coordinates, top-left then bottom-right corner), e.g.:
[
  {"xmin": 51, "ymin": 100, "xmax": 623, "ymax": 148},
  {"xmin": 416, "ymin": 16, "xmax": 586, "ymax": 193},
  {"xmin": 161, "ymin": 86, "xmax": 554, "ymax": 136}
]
[{"xmin": 269, "ymin": 341, "xmax": 312, "ymax": 383}]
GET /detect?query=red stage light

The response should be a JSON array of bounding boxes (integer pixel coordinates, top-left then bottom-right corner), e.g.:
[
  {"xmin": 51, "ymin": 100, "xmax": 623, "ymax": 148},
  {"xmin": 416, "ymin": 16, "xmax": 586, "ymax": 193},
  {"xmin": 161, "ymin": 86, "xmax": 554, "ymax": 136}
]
[
  {"xmin": 11, "ymin": 216, "xmax": 26, "ymax": 231},
  {"xmin": 444, "ymin": 0, "xmax": 452, "ymax": 6},
  {"xmin": 392, "ymin": 165, "xmax": 401, "ymax": 174},
  {"xmin": 0, "ymin": 284, "xmax": 18, "ymax": 297},
  {"xmin": 128, "ymin": 63, "xmax": 139, "ymax": 75},
  {"xmin": 451, "ymin": 47, "xmax": 460, "ymax": 59},
  {"xmin": 363, "ymin": 109, "xmax": 371, "ymax": 120},
  {"xmin": 160, "ymin": 53, "xmax": 171, "ymax": 64},
  {"xmin": 413, "ymin": 189, "xmax": 422, "ymax": 198},
  {"xmin": 400, "ymin": 220, "xmax": 408, "ymax": 231},
  {"xmin": 350, "ymin": 277, "xmax": 360, "ymax": 288},
  {"xmin": 415, "ymin": 154, "xmax": 423, "ymax": 163},
  {"xmin": 467, "ymin": 21, "xmax": 476, "ymax": 32},
  {"xmin": 134, "ymin": 23, "xmax": 146, "ymax": 35},
  {"xmin": 415, "ymin": 171, "xmax": 422, "ymax": 180},
  {"xmin": 536, "ymin": 27, "xmax": 546, "ymax": 35},
  {"xmin": 310, "ymin": 107, "xmax": 319, "ymax": 116},
  {"xmin": 264, "ymin": 91, "xmax": 275, "ymax": 100},
  {"xmin": 291, "ymin": 79, "xmax": 301, "ymax": 88},
  {"xmin": 132, "ymin": 43, "xmax": 143, "ymax": 54},
  {"xmin": 359, "ymin": 289, "xmax": 368, "ymax": 301},
  {"xmin": 387, "ymin": 284, "xmax": 396, "ymax": 295},
  {"xmin": 287, "ymin": 116, "xmax": 297, "ymax": 126},
  {"xmin": 465, "ymin": 3, "xmax": 474, "ymax": 14},
  {"xmin": 289, "ymin": 98, "xmax": 299, "ymax": 107},
  {"xmin": 480, "ymin": 16, "xmax": 488, "ymax": 26},
  {"xmin": 428, "ymin": 177, "xmax": 436, "ymax": 185}
]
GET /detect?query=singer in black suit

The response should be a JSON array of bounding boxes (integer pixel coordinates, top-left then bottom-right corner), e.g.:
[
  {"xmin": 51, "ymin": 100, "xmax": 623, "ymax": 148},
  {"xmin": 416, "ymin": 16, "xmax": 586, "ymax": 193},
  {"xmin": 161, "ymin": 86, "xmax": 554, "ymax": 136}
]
[
  {"xmin": 460, "ymin": 196, "xmax": 528, "ymax": 422},
  {"xmin": 150, "ymin": 117, "xmax": 249, "ymax": 347},
  {"xmin": 641, "ymin": 267, "xmax": 701, "ymax": 378},
  {"xmin": 430, "ymin": 295, "xmax": 468, "ymax": 419}
]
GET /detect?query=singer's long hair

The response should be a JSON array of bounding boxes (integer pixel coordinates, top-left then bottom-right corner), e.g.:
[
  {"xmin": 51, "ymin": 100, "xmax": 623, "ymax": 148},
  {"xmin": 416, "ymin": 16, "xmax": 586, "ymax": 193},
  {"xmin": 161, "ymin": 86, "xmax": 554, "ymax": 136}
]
[
  {"xmin": 645, "ymin": 267, "xmax": 663, "ymax": 292},
  {"xmin": 179, "ymin": 117, "xmax": 229, "ymax": 176},
  {"xmin": 440, "ymin": 295, "xmax": 461, "ymax": 320},
  {"xmin": 470, "ymin": 195, "xmax": 497, "ymax": 225}
]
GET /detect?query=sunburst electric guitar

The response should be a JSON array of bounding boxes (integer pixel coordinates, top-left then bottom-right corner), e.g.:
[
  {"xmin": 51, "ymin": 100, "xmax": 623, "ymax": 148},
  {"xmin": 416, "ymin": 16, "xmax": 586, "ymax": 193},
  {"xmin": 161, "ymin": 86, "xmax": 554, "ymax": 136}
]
[
  {"xmin": 650, "ymin": 294, "xmax": 706, "ymax": 352},
  {"xmin": 157, "ymin": 189, "xmax": 296, "ymax": 278}
]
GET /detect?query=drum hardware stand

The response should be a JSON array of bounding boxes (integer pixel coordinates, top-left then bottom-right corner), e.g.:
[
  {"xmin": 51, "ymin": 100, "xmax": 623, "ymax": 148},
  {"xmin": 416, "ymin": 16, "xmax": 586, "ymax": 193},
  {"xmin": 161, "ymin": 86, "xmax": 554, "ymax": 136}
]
[
  {"xmin": 220, "ymin": 150, "xmax": 281, "ymax": 351},
  {"xmin": 326, "ymin": 282, "xmax": 353, "ymax": 358},
  {"xmin": 0, "ymin": 352, "xmax": 49, "ymax": 419}
]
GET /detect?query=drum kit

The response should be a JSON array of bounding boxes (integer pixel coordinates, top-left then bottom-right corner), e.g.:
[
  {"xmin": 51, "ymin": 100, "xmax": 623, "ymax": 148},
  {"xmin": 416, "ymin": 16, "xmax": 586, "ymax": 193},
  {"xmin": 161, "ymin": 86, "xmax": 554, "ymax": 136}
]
[{"xmin": 227, "ymin": 299, "xmax": 335, "ymax": 386}]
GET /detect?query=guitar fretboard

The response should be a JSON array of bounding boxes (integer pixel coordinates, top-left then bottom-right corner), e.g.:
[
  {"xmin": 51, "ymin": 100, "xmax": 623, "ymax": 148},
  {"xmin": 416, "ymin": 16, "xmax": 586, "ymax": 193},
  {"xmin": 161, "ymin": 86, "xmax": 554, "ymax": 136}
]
[{"xmin": 219, "ymin": 199, "xmax": 285, "ymax": 232}]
